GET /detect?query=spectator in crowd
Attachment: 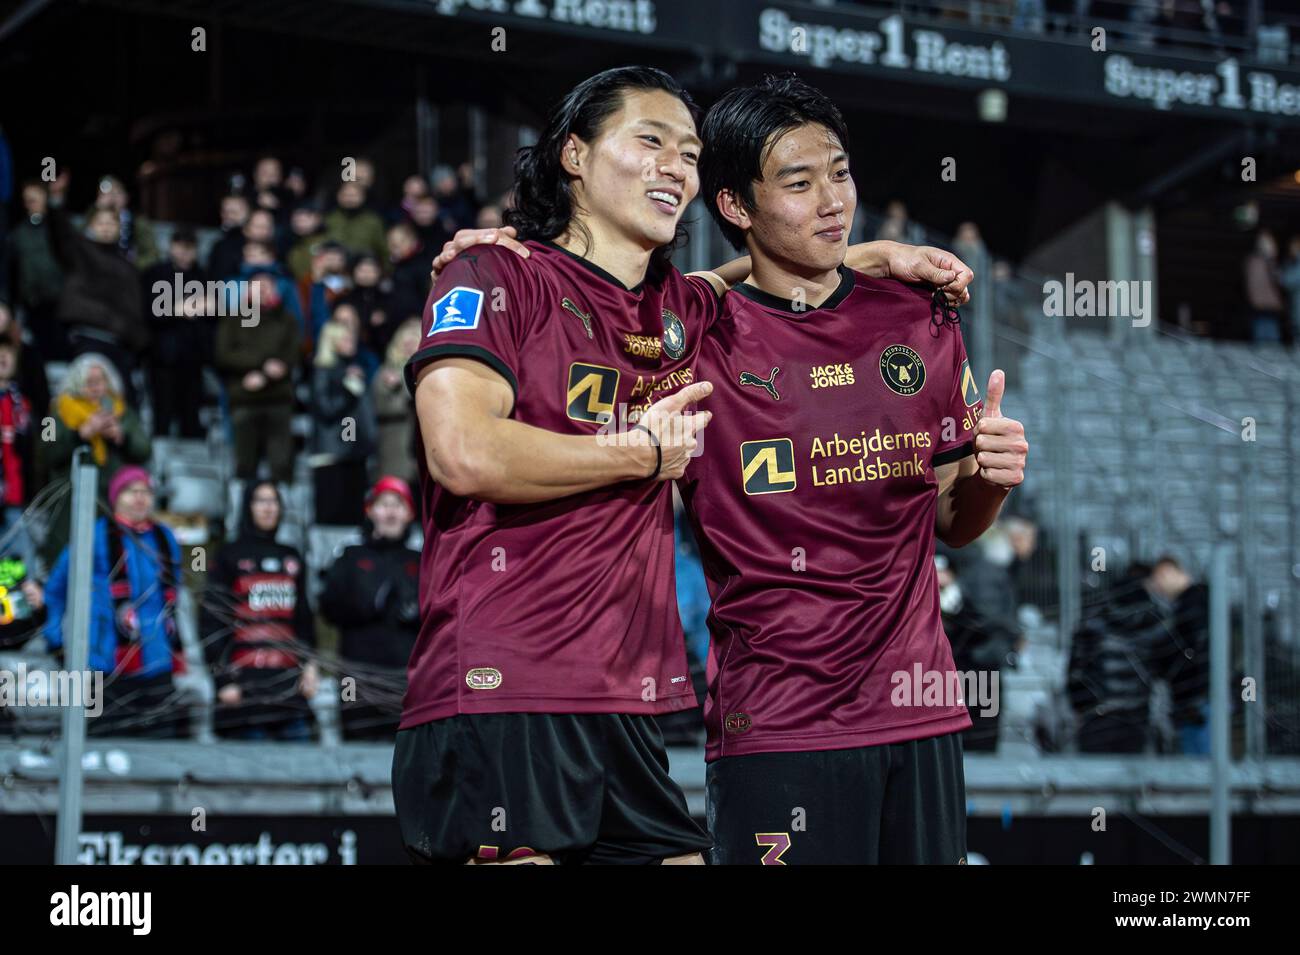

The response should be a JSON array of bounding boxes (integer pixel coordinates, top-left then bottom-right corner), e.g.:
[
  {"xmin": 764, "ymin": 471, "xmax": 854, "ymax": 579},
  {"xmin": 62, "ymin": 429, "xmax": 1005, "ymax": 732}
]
[
  {"xmin": 324, "ymin": 181, "xmax": 387, "ymax": 263},
  {"xmin": 0, "ymin": 546, "xmax": 46, "ymax": 654},
  {"xmin": 252, "ymin": 155, "xmax": 290, "ymax": 222},
  {"xmin": 1005, "ymin": 512, "xmax": 1057, "ymax": 620},
  {"xmin": 3, "ymin": 181, "xmax": 66, "ymax": 360},
  {"xmin": 306, "ymin": 241, "xmax": 352, "ymax": 340},
  {"xmin": 372, "ymin": 318, "xmax": 421, "ymax": 487},
  {"xmin": 430, "ymin": 163, "xmax": 480, "ymax": 231},
  {"xmin": 142, "ymin": 228, "xmax": 211, "ymax": 438},
  {"xmin": 214, "ymin": 208, "xmax": 279, "ymax": 289},
  {"xmin": 953, "ymin": 221, "xmax": 986, "ymax": 268},
  {"xmin": 1264, "ymin": 610, "xmax": 1300, "ymax": 755},
  {"xmin": 393, "ymin": 174, "xmax": 430, "ymax": 224},
  {"xmin": 86, "ymin": 174, "xmax": 158, "ymax": 268},
  {"xmin": 47, "ymin": 183, "xmax": 148, "ymax": 402},
  {"xmin": 286, "ymin": 201, "xmax": 327, "ymax": 283},
  {"xmin": 202, "ymin": 480, "xmax": 318, "ymax": 741},
  {"xmin": 324, "ymin": 301, "xmax": 379, "ymax": 379},
  {"xmin": 1145, "ymin": 556, "xmax": 1210, "ymax": 755},
  {"xmin": 0, "ymin": 301, "xmax": 49, "ymax": 441},
  {"xmin": 353, "ymin": 157, "xmax": 378, "ymax": 198},
  {"xmin": 945, "ymin": 525, "xmax": 1020, "ymax": 635},
  {"xmin": 283, "ymin": 165, "xmax": 308, "ymax": 205},
  {"xmin": 214, "ymin": 272, "xmax": 299, "ymax": 484},
  {"xmin": 1068, "ymin": 561, "xmax": 1177, "ymax": 753},
  {"xmin": 44, "ymin": 466, "xmax": 186, "ymax": 738},
  {"xmin": 406, "ymin": 193, "xmax": 450, "ymax": 252},
  {"xmin": 951, "ymin": 221, "xmax": 988, "ymax": 343},
  {"xmin": 937, "ymin": 553, "xmax": 1020, "ymax": 752},
  {"xmin": 1244, "ymin": 229, "xmax": 1285, "ymax": 343},
  {"xmin": 318, "ymin": 476, "xmax": 419, "ymax": 740},
  {"xmin": 237, "ymin": 236, "xmax": 304, "ymax": 330},
  {"xmin": 309, "ymin": 320, "xmax": 375, "ymax": 526},
  {"xmin": 339, "ymin": 253, "xmax": 393, "ymax": 354},
  {"xmin": 875, "ymin": 199, "xmax": 926, "ymax": 245},
  {"xmin": 385, "ymin": 221, "xmax": 428, "ymax": 326},
  {"xmin": 207, "ymin": 193, "xmax": 251, "ymax": 280},
  {"xmin": 0, "ymin": 334, "xmax": 34, "ymax": 568},
  {"xmin": 238, "ymin": 209, "xmax": 278, "ymax": 263},
  {"xmin": 673, "ymin": 503, "xmax": 710, "ymax": 670},
  {"xmin": 475, "ymin": 204, "xmax": 504, "ymax": 229},
  {"xmin": 42, "ymin": 353, "xmax": 151, "ymax": 569},
  {"xmin": 660, "ymin": 496, "xmax": 709, "ymax": 746},
  {"xmin": 1277, "ymin": 234, "xmax": 1300, "ymax": 346}
]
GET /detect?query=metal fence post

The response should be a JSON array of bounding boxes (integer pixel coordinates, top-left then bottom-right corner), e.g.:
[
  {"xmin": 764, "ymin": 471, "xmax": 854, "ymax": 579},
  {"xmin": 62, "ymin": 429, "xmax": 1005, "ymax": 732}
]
[
  {"xmin": 55, "ymin": 447, "xmax": 99, "ymax": 866},
  {"xmin": 1240, "ymin": 440, "xmax": 1264, "ymax": 759},
  {"xmin": 1209, "ymin": 545, "xmax": 1232, "ymax": 865}
]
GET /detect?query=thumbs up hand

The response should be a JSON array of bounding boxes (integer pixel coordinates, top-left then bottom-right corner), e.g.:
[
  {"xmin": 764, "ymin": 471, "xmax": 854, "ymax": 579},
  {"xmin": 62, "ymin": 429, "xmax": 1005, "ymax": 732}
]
[{"xmin": 972, "ymin": 369, "xmax": 1028, "ymax": 488}]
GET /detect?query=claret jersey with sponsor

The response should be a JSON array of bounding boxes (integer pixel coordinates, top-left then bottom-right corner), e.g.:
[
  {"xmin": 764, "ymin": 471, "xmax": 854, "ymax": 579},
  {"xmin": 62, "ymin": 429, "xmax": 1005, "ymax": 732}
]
[
  {"xmin": 679, "ymin": 267, "xmax": 980, "ymax": 760},
  {"xmin": 401, "ymin": 240, "xmax": 720, "ymax": 728}
]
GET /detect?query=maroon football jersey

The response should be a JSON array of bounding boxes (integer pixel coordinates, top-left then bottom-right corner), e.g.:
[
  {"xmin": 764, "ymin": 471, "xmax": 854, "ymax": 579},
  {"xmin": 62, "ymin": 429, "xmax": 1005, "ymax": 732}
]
[
  {"xmin": 680, "ymin": 267, "xmax": 981, "ymax": 760},
  {"xmin": 400, "ymin": 241, "xmax": 719, "ymax": 728}
]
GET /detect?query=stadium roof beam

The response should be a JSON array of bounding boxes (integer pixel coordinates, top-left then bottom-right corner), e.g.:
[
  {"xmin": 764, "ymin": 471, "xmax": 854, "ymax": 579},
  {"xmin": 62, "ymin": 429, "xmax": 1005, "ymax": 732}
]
[{"xmin": 1132, "ymin": 128, "xmax": 1257, "ymax": 205}]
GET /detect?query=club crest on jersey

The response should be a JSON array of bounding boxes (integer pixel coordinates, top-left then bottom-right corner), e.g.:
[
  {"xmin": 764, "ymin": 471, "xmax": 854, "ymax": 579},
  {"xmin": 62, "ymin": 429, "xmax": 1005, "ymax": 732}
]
[
  {"xmin": 724, "ymin": 712, "xmax": 753, "ymax": 734},
  {"xmin": 879, "ymin": 344, "xmax": 925, "ymax": 396},
  {"xmin": 566, "ymin": 361, "xmax": 620, "ymax": 423},
  {"xmin": 740, "ymin": 438, "xmax": 796, "ymax": 495},
  {"xmin": 739, "ymin": 367, "xmax": 780, "ymax": 400},
  {"xmin": 427, "ymin": 286, "xmax": 483, "ymax": 336},
  {"xmin": 661, "ymin": 309, "xmax": 686, "ymax": 360},
  {"xmin": 959, "ymin": 359, "xmax": 980, "ymax": 406},
  {"xmin": 466, "ymin": 667, "xmax": 502, "ymax": 690}
]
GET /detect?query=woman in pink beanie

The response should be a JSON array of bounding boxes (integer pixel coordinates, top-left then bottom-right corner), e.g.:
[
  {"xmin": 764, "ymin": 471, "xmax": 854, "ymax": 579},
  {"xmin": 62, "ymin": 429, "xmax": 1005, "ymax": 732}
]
[{"xmin": 43, "ymin": 463, "xmax": 187, "ymax": 738}]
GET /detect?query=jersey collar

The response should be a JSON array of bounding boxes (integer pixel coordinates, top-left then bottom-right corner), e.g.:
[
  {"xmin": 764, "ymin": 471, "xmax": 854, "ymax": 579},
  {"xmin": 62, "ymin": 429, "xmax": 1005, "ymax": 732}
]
[
  {"xmin": 732, "ymin": 265, "xmax": 855, "ymax": 314},
  {"xmin": 538, "ymin": 239, "xmax": 646, "ymax": 294}
]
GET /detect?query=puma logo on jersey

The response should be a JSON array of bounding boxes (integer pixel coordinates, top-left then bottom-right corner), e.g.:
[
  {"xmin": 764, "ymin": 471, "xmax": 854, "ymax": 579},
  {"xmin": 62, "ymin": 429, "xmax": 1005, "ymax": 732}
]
[
  {"xmin": 561, "ymin": 298, "xmax": 593, "ymax": 339},
  {"xmin": 739, "ymin": 366, "xmax": 780, "ymax": 400}
]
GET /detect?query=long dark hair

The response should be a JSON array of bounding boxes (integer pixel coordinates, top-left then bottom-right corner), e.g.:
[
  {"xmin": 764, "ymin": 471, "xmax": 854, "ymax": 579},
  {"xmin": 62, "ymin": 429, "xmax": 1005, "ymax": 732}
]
[{"xmin": 506, "ymin": 66, "xmax": 700, "ymax": 279}]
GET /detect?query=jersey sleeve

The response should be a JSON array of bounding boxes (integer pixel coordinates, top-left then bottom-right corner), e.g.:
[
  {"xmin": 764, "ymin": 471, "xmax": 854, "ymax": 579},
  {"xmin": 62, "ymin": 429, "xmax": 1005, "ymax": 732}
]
[
  {"xmin": 932, "ymin": 325, "xmax": 984, "ymax": 467},
  {"xmin": 684, "ymin": 272, "xmax": 725, "ymax": 335},
  {"xmin": 403, "ymin": 248, "xmax": 535, "ymax": 411}
]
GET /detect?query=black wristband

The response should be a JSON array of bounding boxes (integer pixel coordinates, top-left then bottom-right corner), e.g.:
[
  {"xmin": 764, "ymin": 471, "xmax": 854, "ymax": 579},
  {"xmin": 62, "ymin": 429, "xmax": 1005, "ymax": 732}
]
[{"xmin": 631, "ymin": 423, "xmax": 661, "ymax": 480}]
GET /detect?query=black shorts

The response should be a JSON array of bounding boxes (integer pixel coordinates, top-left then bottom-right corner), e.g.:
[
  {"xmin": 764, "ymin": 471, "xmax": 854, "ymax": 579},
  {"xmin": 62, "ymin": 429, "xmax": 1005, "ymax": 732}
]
[
  {"xmin": 706, "ymin": 731, "xmax": 967, "ymax": 865},
  {"xmin": 392, "ymin": 712, "xmax": 711, "ymax": 864}
]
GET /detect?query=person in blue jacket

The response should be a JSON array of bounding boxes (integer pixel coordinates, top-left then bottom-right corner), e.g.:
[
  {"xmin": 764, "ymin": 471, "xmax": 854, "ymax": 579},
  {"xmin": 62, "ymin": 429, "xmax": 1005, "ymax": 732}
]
[{"xmin": 44, "ymin": 465, "xmax": 186, "ymax": 737}]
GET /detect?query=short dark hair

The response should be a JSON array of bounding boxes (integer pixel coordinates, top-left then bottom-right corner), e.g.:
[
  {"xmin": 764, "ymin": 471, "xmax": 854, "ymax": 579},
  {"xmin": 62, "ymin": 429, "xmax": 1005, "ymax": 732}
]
[
  {"xmin": 700, "ymin": 73, "xmax": 851, "ymax": 251},
  {"xmin": 506, "ymin": 66, "xmax": 699, "ymax": 278},
  {"xmin": 171, "ymin": 227, "xmax": 197, "ymax": 246}
]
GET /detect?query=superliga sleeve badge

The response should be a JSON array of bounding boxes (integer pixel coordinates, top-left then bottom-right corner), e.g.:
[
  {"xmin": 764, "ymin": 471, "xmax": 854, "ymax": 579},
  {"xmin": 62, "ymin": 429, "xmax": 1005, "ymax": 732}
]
[{"xmin": 428, "ymin": 287, "xmax": 485, "ymax": 336}]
